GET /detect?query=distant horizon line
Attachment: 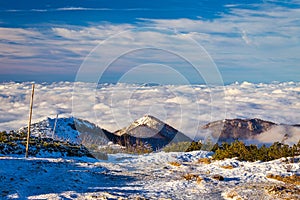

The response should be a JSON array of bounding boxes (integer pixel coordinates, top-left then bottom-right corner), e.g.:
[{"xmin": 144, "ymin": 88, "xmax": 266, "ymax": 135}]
[{"xmin": 1, "ymin": 80, "xmax": 299, "ymax": 86}]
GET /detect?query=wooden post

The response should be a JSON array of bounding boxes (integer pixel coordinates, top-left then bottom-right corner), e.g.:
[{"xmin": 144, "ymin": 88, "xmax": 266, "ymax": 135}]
[
  {"xmin": 52, "ymin": 114, "xmax": 58, "ymax": 140},
  {"xmin": 25, "ymin": 83, "xmax": 35, "ymax": 158}
]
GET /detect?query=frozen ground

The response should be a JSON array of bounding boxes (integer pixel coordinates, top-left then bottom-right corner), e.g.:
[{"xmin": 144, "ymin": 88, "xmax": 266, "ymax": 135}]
[{"xmin": 1, "ymin": 151, "xmax": 299, "ymax": 199}]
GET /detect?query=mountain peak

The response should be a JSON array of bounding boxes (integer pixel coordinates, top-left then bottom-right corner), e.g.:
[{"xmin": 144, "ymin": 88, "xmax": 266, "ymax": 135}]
[
  {"xmin": 114, "ymin": 115, "xmax": 164, "ymax": 137},
  {"xmin": 139, "ymin": 114, "xmax": 159, "ymax": 121},
  {"xmin": 134, "ymin": 115, "xmax": 164, "ymax": 128},
  {"xmin": 114, "ymin": 115, "xmax": 192, "ymax": 150}
]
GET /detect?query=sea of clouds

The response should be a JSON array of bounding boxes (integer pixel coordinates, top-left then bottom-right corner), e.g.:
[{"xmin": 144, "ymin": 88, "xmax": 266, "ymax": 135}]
[{"xmin": 1, "ymin": 81, "xmax": 300, "ymax": 142}]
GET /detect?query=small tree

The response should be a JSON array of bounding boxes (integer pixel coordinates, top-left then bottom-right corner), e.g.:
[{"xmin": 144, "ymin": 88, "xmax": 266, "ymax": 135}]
[{"xmin": 202, "ymin": 136, "xmax": 215, "ymax": 151}]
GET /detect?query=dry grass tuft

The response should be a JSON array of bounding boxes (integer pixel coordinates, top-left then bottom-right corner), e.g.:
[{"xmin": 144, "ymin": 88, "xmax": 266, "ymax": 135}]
[
  {"xmin": 220, "ymin": 165, "xmax": 234, "ymax": 169},
  {"xmin": 264, "ymin": 184, "xmax": 300, "ymax": 199},
  {"xmin": 196, "ymin": 176, "xmax": 203, "ymax": 184},
  {"xmin": 225, "ymin": 190, "xmax": 243, "ymax": 200},
  {"xmin": 183, "ymin": 173, "xmax": 199, "ymax": 181},
  {"xmin": 182, "ymin": 173, "xmax": 203, "ymax": 185},
  {"xmin": 197, "ymin": 158, "xmax": 211, "ymax": 164},
  {"xmin": 168, "ymin": 161, "xmax": 181, "ymax": 167},
  {"xmin": 266, "ymin": 174, "xmax": 300, "ymax": 185}
]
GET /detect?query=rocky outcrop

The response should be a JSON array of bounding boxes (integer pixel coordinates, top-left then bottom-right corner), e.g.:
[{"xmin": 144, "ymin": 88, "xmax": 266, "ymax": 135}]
[{"xmin": 202, "ymin": 118, "xmax": 276, "ymax": 142}]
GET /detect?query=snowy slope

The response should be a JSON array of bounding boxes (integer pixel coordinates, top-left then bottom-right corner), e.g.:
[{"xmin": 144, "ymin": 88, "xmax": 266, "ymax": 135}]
[
  {"xmin": 1, "ymin": 151, "xmax": 299, "ymax": 199},
  {"xmin": 19, "ymin": 117, "xmax": 112, "ymax": 145}
]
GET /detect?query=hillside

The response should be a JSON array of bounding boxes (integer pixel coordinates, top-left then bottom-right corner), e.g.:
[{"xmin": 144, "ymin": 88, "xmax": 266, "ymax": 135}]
[
  {"xmin": 114, "ymin": 115, "xmax": 192, "ymax": 150},
  {"xmin": 9, "ymin": 116, "xmax": 300, "ymax": 155},
  {"xmin": 15, "ymin": 116, "xmax": 193, "ymax": 152},
  {"xmin": 202, "ymin": 118, "xmax": 300, "ymax": 144},
  {"xmin": 0, "ymin": 130, "xmax": 93, "ymax": 157},
  {"xmin": 19, "ymin": 117, "xmax": 116, "ymax": 146}
]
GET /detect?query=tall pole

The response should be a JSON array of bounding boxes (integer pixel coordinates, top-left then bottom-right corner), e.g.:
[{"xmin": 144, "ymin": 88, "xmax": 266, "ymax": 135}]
[
  {"xmin": 52, "ymin": 114, "xmax": 58, "ymax": 140},
  {"xmin": 25, "ymin": 83, "xmax": 35, "ymax": 158}
]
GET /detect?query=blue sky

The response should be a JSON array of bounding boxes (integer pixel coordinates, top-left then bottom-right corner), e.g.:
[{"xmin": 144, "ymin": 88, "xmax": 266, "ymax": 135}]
[{"xmin": 0, "ymin": 0, "xmax": 299, "ymax": 84}]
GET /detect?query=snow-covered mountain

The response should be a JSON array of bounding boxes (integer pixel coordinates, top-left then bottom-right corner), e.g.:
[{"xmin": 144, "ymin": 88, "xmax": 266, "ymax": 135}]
[
  {"xmin": 115, "ymin": 115, "xmax": 168, "ymax": 137},
  {"xmin": 17, "ymin": 116, "xmax": 300, "ymax": 151},
  {"xmin": 17, "ymin": 115, "xmax": 192, "ymax": 151},
  {"xmin": 115, "ymin": 115, "xmax": 192, "ymax": 150},
  {"xmin": 19, "ymin": 117, "xmax": 114, "ymax": 146}
]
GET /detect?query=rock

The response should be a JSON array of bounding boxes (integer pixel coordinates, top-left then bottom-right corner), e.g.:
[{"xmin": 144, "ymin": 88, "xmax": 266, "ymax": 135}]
[{"xmin": 212, "ymin": 174, "xmax": 224, "ymax": 181}]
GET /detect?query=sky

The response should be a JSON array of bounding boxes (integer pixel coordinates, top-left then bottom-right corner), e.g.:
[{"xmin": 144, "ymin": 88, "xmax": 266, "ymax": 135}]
[{"xmin": 0, "ymin": 0, "xmax": 300, "ymax": 84}]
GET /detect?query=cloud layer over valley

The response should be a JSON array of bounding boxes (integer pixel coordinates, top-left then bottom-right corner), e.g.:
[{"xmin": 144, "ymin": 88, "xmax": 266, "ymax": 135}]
[{"xmin": 1, "ymin": 81, "xmax": 299, "ymax": 142}]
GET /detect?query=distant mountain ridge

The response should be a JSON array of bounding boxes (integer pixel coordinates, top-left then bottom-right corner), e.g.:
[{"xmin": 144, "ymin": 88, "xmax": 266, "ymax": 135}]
[
  {"xmin": 17, "ymin": 116, "xmax": 300, "ymax": 150},
  {"xmin": 202, "ymin": 118, "xmax": 299, "ymax": 143}
]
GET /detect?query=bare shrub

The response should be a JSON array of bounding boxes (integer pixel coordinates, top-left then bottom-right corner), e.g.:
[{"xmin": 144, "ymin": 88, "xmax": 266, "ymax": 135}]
[
  {"xmin": 168, "ymin": 161, "xmax": 181, "ymax": 167},
  {"xmin": 225, "ymin": 190, "xmax": 242, "ymax": 200},
  {"xmin": 266, "ymin": 174, "xmax": 300, "ymax": 185},
  {"xmin": 197, "ymin": 158, "xmax": 211, "ymax": 164},
  {"xmin": 183, "ymin": 173, "xmax": 199, "ymax": 181},
  {"xmin": 220, "ymin": 165, "xmax": 234, "ymax": 169}
]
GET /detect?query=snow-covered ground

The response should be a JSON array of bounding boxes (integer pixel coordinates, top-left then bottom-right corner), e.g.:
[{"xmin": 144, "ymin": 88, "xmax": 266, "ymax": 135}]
[{"xmin": 1, "ymin": 151, "xmax": 299, "ymax": 199}]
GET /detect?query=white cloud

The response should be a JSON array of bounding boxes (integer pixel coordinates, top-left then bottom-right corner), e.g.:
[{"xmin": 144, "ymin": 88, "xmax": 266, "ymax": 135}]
[
  {"xmin": 241, "ymin": 29, "xmax": 252, "ymax": 45},
  {"xmin": 56, "ymin": 7, "xmax": 101, "ymax": 11},
  {"xmin": 55, "ymin": 7, "xmax": 158, "ymax": 12},
  {"xmin": 1, "ymin": 2, "xmax": 299, "ymax": 81},
  {"xmin": 0, "ymin": 27, "xmax": 42, "ymax": 42},
  {"xmin": 165, "ymin": 96, "xmax": 191, "ymax": 104},
  {"xmin": 0, "ymin": 82, "xmax": 299, "ymax": 144},
  {"xmin": 138, "ymin": 4, "xmax": 300, "ymax": 76},
  {"xmin": 255, "ymin": 125, "xmax": 300, "ymax": 145}
]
